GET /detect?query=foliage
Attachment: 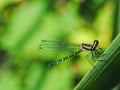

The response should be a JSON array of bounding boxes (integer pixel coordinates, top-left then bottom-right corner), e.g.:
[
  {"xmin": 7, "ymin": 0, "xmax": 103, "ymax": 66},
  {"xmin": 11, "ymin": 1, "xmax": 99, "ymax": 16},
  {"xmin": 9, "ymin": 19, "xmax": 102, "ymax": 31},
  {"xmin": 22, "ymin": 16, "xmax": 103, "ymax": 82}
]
[{"xmin": 0, "ymin": 0, "xmax": 117, "ymax": 90}]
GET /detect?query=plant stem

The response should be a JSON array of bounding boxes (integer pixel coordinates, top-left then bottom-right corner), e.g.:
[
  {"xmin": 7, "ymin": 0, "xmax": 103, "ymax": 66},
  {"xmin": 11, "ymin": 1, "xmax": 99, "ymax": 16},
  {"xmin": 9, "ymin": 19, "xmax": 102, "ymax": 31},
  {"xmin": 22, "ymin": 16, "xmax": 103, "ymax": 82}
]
[{"xmin": 74, "ymin": 33, "xmax": 120, "ymax": 90}]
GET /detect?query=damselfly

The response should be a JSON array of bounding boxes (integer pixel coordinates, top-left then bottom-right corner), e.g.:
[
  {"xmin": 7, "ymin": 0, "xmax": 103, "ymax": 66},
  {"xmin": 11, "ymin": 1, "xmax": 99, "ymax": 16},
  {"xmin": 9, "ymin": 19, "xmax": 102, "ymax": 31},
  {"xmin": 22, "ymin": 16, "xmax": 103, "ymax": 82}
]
[{"xmin": 39, "ymin": 40, "xmax": 103, "ymax": 67}]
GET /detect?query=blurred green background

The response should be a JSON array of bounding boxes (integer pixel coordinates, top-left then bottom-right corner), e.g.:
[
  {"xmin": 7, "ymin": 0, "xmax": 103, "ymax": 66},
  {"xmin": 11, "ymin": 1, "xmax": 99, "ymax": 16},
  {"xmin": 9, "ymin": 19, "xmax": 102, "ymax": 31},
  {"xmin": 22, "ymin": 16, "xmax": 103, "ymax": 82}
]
[{"xmin": 0, "ymin": 0, "xmax": 118, "ymax": 90}]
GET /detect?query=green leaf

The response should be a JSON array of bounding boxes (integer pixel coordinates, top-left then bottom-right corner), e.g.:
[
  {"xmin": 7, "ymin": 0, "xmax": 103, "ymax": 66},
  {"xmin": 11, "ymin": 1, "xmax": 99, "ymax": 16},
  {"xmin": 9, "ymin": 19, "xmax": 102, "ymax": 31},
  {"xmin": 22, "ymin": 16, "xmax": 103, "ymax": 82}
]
[
  {"xmin": 74, "ymin": 33, "xmax": 120, "ymax": 90},
  {"xmin": 2, "ymin": 1, "xmax": 46, "ymax": 51}
]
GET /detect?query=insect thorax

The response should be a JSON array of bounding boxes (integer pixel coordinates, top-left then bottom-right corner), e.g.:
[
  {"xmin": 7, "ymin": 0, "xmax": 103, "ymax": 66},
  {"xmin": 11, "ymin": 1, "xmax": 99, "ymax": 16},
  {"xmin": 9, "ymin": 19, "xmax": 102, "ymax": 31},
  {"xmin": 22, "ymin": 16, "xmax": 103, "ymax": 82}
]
[{"xmin": 81, "ymin": 44, "xmax": 93, "ymax": 51}]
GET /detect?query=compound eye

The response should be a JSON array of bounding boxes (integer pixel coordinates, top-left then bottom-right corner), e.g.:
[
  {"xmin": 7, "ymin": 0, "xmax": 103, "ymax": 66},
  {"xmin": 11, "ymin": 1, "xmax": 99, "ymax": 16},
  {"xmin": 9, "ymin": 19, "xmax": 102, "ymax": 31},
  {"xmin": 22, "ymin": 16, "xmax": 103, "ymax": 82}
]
[{"xmin": 94, "ymin": 40, "xmax": 99, "ymax": 43}]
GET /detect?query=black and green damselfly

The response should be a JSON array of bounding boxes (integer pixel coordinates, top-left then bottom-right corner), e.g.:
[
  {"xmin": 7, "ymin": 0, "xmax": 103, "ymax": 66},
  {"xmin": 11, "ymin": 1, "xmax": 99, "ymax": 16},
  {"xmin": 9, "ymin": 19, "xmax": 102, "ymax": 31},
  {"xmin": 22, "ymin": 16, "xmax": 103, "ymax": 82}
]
[{"xmin": 40, "ymin": 40, "xmax": 103, "ymax": 67}]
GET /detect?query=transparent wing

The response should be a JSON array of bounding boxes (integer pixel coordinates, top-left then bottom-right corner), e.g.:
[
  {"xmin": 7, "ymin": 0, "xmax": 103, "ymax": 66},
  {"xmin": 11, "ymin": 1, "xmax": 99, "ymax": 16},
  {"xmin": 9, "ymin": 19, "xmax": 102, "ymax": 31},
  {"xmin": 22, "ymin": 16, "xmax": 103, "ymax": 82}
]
[
  {"xmin": 39, "ymin": 40, "xmax": 81, "ymax": 62},
  {"xmin": 39, "ymin": 40, "xmax": 80, "ymax": 53}
]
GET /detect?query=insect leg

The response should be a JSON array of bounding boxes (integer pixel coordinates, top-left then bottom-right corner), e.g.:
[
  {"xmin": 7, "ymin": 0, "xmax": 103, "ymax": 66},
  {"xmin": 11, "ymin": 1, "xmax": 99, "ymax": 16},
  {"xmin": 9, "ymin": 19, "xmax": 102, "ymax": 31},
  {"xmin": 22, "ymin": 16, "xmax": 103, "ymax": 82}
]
[
  {"xmin": 92, "ymin": 51, "xmax": 104, "ymax": 62},
  {"xmin": 85, "ymin": 52, "xmax": 94, "ymax": 66}
]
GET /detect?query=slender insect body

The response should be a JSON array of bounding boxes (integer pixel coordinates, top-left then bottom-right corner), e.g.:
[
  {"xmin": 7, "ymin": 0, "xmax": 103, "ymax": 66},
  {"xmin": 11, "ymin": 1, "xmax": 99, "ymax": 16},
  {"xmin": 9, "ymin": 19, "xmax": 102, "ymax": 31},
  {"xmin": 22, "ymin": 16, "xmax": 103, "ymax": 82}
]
[
  {"xmin": 40, "ymin": 40, "xmax": 103, "ymax": 67},
  {"xmin": 48, "ymin": 49, "xmax": 82, "ymax": 67}
]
